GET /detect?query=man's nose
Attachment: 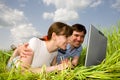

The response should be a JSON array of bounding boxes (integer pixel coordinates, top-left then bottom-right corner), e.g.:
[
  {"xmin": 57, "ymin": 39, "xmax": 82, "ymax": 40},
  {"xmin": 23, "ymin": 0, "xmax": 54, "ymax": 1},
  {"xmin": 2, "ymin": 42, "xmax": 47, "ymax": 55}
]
[{"xmin": 77, "ymin": 36, "xmax": 81, "ymax": 41}]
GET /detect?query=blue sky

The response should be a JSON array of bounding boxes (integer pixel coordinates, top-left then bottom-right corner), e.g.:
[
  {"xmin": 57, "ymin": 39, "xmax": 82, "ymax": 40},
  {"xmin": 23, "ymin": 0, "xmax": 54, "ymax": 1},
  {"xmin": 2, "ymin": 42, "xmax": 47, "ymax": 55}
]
[{"xmin": 0, "ymin": 0, "xmax": 120, "ymax": 50}]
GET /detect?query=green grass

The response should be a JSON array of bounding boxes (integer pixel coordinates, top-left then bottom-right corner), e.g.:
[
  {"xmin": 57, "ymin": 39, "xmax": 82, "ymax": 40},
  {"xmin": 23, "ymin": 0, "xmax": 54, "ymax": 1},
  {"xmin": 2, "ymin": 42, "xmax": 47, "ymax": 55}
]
[{"xmin": 0, "ymin": 22, "xmax": 120, "ymax": 80}]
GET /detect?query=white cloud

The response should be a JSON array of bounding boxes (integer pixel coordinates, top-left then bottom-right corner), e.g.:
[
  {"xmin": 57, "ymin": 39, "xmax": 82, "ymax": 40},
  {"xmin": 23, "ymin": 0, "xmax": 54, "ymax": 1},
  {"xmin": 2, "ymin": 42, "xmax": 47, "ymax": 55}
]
[
  {"xmin": 53, "ymin": 8, "xmax": 79, "ymax": 22},
  {"xmin": 0, "ymin": 2, "xmax": 40, "ymax": 45},
  {"xmin": 43, "ymin": 0, "xmax": 102, "ymax": 22},
  {"xmin": 43, "ymin": 12, "xmax": 54, "ymax": 19},
  {"xmin": 10, "ymin": 24, "xmax": 40, "ymax": 45},
  {"xmin": 90, "ymin": 0, "xmax": 102, "ymax": 8},
  {"xmin": 0, "ymin": 3, "xmax": 27, "ymax": 28},
  {"xmin": 112, "ymin": 0, "xmax": 120, "ymax": 11},
  {"xmin": 43, "ymin": 8, "xmax": 78, "ymax": 22},
  {"xmin": 43, "ymin": 0, "xmax": 53, "ymax": 5}
]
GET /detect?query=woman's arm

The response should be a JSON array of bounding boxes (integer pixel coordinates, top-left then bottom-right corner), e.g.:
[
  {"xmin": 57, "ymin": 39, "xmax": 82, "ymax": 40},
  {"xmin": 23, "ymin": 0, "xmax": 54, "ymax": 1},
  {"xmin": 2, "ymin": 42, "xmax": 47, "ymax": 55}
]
[
  {"xmin": 30, "ymin": 61, "xmax": 71, "ymax": 73},
  {"xmin": 51, "ymin": 56, "xmax": 57, "ymax": 66}
]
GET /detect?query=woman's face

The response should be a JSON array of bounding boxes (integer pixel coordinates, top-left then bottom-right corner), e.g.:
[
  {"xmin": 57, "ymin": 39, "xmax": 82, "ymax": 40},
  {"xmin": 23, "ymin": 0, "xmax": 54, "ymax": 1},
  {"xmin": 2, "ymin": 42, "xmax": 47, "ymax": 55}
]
[{"xmin": 55, "ymin": 35, "xmax": 68, "ymax": 50}]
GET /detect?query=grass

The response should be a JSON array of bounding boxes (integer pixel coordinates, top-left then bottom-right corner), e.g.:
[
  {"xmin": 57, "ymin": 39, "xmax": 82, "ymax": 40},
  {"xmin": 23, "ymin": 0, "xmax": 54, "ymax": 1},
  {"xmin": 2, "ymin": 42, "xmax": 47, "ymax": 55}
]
[{"xmin": 0, "ymin": 22, "xmax": 120, "ymax": 80}]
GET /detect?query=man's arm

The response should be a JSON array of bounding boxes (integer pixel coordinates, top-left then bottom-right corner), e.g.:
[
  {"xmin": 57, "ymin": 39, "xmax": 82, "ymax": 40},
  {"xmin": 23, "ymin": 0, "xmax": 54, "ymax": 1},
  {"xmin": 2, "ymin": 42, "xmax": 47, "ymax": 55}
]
[
  {"xmin": 17, "ymin": 43, "xmax": 33, "ymax": 57},
  {"xmin": 8, "ymin": 49, "xmax": 19, "ymax": 63},
  {"xmin": 8, "ymin": 43, "xmax": 34, "ymax": 69},
  {"xmin": 71, "ymin": 56, "xmax": 79, "ymax": 67},
  {"xmin": 18, "ymin": 43, "xmax": 34, "ymax": 68}
]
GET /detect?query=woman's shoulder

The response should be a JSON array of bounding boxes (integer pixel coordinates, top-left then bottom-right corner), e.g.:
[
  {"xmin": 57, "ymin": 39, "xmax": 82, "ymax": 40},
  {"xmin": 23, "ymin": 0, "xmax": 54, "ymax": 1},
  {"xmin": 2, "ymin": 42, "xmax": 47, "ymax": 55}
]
[
  {"xmin": 29, "ymin": 37, "xmax": 45, "ymax": 43},
  {"xmin": 29, "ymin": 37, "xmax": 40, "ymax": 41},
  {"xmin": 28, "ymin": 37, "xmax": 44, "ymax": 50}
]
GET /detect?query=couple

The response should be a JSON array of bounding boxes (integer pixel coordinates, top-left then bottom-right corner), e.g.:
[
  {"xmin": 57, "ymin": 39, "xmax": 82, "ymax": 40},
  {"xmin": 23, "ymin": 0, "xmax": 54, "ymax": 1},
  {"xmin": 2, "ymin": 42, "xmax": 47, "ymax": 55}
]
[{"xmin": 7, "ymin": 22, "xmax": 86, "ymax": 73}]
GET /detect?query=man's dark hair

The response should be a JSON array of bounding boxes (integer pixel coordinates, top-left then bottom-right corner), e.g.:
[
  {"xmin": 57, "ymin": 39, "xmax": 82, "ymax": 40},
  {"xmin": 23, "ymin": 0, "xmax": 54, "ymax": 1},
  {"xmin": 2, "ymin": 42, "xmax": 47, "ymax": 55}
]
[{"xmin": 72, "ymin": 24, "xmax": 87, "ymax": 35}]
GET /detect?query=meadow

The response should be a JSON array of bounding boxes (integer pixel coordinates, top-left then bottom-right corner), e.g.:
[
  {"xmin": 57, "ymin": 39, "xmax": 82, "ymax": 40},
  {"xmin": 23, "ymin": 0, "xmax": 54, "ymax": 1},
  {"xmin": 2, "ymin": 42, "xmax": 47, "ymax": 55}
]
[{"xmin": 0, "ymin": 22, "xmax": 120, "ymax": 80}]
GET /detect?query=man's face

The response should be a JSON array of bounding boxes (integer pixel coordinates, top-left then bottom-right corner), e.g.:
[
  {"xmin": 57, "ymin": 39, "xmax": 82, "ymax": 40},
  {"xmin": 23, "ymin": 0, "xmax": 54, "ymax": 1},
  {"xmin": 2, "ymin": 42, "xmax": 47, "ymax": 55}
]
[{"xmin": 69, "ymin": 31, "xmax": 85, "ymax": 48}]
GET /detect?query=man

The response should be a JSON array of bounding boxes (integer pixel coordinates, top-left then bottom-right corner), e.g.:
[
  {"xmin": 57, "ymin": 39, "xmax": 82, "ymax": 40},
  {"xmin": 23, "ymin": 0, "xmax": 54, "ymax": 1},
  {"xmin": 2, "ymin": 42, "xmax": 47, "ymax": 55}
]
[{"xmin": 56, "ymin": 24, "xmax": 86, "ymax": 67}]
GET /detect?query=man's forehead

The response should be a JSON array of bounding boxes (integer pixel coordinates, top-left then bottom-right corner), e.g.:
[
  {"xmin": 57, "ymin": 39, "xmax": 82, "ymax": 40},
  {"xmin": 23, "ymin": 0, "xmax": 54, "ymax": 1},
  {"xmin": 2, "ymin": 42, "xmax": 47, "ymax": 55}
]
[
  {"xmin": 73, "ymin": 31, "xmax": 84, "ymax": 34},
  {"xmin": 72, "ymin": 31, "xmax": 85, "ymax": 36}
]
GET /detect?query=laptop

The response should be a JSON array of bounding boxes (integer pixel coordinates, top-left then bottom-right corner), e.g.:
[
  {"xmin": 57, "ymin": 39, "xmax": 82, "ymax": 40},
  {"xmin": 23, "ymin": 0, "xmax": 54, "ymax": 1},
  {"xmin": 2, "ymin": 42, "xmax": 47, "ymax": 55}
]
[{"xmin": 85, "ymin": 24, "xmax": 107, "ymax": 67}]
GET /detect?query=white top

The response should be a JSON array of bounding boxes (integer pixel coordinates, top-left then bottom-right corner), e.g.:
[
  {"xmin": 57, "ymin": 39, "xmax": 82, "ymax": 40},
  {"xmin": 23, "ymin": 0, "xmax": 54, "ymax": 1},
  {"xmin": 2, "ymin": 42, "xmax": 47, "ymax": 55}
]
[{"xmin": 29, "ymin": 37, "xmax": 57, "ymax": 68}]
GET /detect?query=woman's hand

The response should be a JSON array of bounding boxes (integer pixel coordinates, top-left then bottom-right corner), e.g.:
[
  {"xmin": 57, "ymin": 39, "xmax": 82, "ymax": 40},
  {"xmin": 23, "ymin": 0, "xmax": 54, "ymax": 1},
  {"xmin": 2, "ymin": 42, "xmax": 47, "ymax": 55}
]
[{"xmin": 57, "ymin": 59, "xmax": 73, "ymax": 70}]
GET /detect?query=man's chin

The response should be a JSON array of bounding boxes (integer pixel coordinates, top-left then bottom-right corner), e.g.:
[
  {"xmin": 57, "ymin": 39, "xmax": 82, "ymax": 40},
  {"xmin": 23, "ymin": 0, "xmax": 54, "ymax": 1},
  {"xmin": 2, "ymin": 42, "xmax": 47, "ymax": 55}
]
[{"xmin": 74, "ymin": 44, "xmax": 81, "ymax": 47}]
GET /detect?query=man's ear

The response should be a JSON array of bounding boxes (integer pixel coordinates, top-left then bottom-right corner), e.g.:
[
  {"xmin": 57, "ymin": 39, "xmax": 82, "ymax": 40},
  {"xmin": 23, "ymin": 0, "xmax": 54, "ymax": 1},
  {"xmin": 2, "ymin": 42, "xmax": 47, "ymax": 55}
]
[{"xmin": 51, "ymin": 32, "xmax": 57, "ymax": 40}]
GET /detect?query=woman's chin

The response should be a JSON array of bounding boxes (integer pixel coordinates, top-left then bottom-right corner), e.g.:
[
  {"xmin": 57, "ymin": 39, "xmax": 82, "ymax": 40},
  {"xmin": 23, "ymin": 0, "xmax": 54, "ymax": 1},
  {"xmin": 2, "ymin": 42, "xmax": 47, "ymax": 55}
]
[{"xmin": 61, "ymin": 47, "xmax": 66, "ymax": 50}]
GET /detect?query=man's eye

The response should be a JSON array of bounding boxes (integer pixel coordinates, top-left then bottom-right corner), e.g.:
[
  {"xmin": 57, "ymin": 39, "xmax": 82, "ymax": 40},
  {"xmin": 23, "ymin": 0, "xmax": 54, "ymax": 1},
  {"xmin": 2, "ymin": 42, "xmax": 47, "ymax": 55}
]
[{"xmin": 74, "ymin": 34, "xmax": 79, "ymax": 37}]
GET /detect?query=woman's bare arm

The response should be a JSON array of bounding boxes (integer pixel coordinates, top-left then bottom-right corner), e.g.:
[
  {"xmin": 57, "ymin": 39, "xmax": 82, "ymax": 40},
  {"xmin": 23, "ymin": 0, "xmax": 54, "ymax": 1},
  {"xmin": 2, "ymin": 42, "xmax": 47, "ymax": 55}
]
[
  {"xmin": 51, "ymin": 56, "xmax": 57, "ymax": 66},
  {"xmin": 30, "ymin": 61, "xmax": 72, "ymax": 73}
]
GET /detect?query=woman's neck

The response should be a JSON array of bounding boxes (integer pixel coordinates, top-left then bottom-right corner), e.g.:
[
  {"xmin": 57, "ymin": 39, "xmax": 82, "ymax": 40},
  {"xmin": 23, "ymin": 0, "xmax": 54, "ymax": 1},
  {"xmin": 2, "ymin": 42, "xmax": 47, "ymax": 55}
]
[{"xmin": 45, "ymin": 40, "xmax": 58, "ymax": 53}]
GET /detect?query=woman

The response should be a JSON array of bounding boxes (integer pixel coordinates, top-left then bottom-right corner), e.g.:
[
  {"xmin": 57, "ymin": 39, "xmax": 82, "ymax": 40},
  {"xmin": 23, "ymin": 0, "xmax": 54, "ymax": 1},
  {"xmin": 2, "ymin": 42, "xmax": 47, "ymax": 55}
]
[{"xmin": 7, "ymin": 22, "xmax": 73, "ymax": 73}]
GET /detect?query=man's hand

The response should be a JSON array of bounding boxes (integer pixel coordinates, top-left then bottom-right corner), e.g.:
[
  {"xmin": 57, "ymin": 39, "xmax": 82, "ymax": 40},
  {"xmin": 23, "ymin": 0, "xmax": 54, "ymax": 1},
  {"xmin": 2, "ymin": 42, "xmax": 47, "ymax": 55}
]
[
  {"xmin": 16, "ymin": 43, "xmax": 34, "ymax": 69},
  {"xmin": 71, "ymin": 56, "xmax": 79, "ymax": 67},
  {"xmin": 17, "ymin": 43, "xmax": 33, "ymax": 58}
]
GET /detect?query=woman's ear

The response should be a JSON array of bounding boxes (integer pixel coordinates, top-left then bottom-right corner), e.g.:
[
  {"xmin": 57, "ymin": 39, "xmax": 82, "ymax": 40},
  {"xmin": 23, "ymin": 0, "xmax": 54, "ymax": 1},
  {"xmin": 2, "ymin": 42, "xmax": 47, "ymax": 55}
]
[{"xmin": 51, "ymin": 32, "xmax": 57, "ymax": 41}]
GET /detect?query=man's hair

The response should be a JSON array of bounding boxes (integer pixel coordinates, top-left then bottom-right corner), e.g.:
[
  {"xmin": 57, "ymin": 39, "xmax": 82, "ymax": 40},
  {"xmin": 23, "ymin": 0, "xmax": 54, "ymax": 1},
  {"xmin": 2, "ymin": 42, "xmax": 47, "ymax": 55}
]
[{"xmin": 72, "ymin": 24, "xmax": 87, "ymax": 35}]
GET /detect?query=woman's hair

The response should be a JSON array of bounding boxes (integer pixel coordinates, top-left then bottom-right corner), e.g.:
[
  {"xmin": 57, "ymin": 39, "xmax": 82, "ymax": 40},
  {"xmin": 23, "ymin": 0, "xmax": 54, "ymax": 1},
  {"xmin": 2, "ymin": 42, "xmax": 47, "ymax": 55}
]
[
  {"xmin": 72, "ymin": 24, "xmax": 87, "ymax": 35},
  {"xmin": 39, "ymin": 35, "xmax": 48, "ymax": 41},
  {"xmin": 46, "ymin": 22, "xmax": 73, "ymax": 40}
]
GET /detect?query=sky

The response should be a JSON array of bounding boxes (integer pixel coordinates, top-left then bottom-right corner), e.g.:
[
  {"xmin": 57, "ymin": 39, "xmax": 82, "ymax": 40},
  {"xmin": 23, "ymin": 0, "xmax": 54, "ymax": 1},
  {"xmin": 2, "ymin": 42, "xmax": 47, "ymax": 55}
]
[{"xmin": 0, "ymin": 0, "xmax": 120, "ymax": 50}]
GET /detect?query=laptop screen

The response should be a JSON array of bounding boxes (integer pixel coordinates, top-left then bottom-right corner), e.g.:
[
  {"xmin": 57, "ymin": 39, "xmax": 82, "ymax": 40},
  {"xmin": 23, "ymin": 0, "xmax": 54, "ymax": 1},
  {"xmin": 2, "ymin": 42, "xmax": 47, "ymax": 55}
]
[{"xmin": 85, "ymin": 24, "xmax": 107, "ymax": 67}]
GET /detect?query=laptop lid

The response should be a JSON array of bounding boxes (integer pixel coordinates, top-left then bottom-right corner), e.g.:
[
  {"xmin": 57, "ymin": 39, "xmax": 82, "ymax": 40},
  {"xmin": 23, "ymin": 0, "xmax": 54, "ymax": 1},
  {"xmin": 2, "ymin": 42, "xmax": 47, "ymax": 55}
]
[{"xmin": 85, "ymin": 24, "xmax": 107, "ymax": 67}]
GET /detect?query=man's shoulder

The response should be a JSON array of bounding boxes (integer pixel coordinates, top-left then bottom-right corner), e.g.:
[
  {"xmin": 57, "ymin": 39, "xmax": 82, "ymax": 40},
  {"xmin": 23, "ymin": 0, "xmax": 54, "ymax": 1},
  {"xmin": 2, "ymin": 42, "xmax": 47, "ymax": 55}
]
[
  {"xmin": 58, "ymin": 49, "xmax": 66, "ymax": 54},
  {"xmin": 77, "ymin": 45, "xmax": 82, "ymax": 51},
  {"xmin": 66, "ymin": 44, "xmax": 71, "ymax": 49}
]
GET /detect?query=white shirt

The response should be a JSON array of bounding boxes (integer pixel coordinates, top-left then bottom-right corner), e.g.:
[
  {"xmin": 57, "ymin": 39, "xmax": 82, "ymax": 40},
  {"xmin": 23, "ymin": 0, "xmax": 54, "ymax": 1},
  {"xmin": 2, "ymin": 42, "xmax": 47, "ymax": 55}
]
[{"xmin": 29, "ymin": 37, "xmax": 57, "ymax": 68}]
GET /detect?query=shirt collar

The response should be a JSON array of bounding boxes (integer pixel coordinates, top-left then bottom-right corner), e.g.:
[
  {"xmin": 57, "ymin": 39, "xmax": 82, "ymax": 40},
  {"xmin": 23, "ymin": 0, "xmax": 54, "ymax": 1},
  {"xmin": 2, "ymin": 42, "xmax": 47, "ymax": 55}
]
[{"xmin": 67, "ymin": 43, "xmax": 82, "ymax": 51}]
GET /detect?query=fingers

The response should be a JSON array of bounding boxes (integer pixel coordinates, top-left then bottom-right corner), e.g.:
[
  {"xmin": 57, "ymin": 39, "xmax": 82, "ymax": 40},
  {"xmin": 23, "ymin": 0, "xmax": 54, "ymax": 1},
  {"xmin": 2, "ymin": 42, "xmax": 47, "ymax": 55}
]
[
  {"xmin": 57, "ymin": 62, "xmax": 69, "ymax": 70},
  {"xmin": 21, "ymin": 43, "xmax": 32, "ymax": 55},
  {"xmin": 22, "ymin": 43, "xmax": 31, "ymax": 52},
  {"xmin": 22, "ymin": 47, "xmax": 33, "ymax": 56},
  {"xmin": 20, "ymin": 52, "xmax": 33, "ymax": 58},
  {"xmin": 60, "ymin": 58, "xmax": 69, "ymax": 64},
  {"xmin": 17, "ymin": 43, "xmax": 33, "ymax": 57},
  {"xmin": 21, "ymin": 43, "xmax": 29, "ymax": 48}
]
